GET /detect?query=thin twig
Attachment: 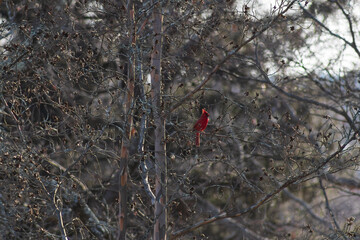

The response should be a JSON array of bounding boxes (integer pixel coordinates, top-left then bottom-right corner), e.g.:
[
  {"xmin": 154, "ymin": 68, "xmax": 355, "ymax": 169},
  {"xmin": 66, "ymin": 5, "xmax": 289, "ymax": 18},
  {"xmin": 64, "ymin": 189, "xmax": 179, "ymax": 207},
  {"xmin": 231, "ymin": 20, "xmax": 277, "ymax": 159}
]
[
  {"xmin": 253, "ymin": 45, "xmax": 358, "ymax": 134},
  {"xmin": 318, "ymin": 178, "xmax": 347, "ymax": 239},
  {"xmin": 334, "ymin": 0, "xmax": 358, "ymax": 53},
  {"xmin": 283, "ymin": 189, "xmax": 330, "ymax": 227},
  {"xmin": 170, "ymin": 134, "xmax": 355, "ymax": 239},
  {"xmin": 169, "ymin": 0, "xmax": 298, "ymax": 114},
  {"xmin": 298, "ymin": 1, "xmax": 360, "ymax": 57}
]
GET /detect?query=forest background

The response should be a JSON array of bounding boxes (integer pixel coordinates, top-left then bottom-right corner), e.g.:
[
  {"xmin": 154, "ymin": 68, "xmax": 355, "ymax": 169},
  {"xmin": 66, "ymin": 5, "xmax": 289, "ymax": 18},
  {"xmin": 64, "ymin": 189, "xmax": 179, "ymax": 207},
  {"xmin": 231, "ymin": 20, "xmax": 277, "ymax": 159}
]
[{"xmin": 1, "ymin": 0, "xmax": 360, "ymax": 239}]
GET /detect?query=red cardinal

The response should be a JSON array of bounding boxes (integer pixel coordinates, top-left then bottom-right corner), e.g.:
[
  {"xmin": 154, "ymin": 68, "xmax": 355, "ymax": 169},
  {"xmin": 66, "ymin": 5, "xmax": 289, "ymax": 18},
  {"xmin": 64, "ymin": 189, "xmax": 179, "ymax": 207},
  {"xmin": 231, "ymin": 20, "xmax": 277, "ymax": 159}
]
[{"xmin": 193, "ymin": 109, "xmax": 209, "ymax": 147}]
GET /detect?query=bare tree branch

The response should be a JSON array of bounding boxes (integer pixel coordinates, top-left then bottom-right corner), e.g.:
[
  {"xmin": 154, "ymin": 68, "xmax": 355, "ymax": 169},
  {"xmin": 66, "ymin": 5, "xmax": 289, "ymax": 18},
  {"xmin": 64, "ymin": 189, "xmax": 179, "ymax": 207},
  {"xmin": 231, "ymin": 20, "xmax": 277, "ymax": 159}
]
[
  {"xmin": 169, "ymin": 0, "xmax": 298, "ymax": 113},
  {"xmin": 318, "ymin": 178, "xmax": 346, "ymax": 239},
  {"xmin": 299, "ymin": 1, "xmax": 360, "ymax": 57},
  {"xmin": 170, "ymin": 134, "xmax": 356, "ymax": 239}
]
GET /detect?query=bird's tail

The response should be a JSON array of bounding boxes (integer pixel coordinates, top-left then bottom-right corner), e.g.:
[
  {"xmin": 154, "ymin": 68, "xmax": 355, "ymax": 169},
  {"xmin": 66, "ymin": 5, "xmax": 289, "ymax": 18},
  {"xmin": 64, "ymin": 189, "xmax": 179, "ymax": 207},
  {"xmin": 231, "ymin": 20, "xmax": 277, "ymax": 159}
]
[{"xmin": 195, "ymin": 132, "xmax": 200, "ymax": 147}]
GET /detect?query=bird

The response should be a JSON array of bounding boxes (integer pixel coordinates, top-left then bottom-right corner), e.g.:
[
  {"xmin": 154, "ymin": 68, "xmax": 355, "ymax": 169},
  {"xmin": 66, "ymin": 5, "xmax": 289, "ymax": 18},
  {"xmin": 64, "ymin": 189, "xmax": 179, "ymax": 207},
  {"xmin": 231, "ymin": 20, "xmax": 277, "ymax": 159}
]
[{"xmin": 193, "ymin": 109, "xmax": 209, "ymax": 147}]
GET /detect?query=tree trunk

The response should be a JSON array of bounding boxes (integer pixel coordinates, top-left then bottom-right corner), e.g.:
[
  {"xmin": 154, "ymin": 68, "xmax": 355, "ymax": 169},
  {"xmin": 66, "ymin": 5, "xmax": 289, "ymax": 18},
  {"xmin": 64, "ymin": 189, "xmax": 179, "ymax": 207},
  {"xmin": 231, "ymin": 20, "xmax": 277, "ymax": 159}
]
[
  {"xmin": 151, "ymin": 1, "xmax": 167, "ymax": 240},
  {"xmin": 117, "ymin": 2, "xmax": 135, "ymax": 239}
]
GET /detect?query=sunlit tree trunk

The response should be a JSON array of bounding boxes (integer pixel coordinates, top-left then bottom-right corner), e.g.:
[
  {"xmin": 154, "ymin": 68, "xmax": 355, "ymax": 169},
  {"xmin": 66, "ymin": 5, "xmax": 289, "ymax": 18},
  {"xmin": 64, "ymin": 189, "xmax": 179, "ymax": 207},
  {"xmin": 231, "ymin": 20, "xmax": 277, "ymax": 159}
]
[{"xmin": 151, "ymin": 1, "xmax": 167, "ymax": 239}]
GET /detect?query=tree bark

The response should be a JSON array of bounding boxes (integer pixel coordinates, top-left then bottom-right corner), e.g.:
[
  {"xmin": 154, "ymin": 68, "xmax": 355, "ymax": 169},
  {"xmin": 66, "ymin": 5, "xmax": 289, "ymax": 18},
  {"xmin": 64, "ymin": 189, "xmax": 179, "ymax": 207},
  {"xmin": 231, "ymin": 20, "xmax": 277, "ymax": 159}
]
[
  {"xmin": 151, "ymin": 1, "xmax": 167, "ymax": 240},
  {"xmin": 117, "ymin": 2, "xmax": 135, "ymax": 239}
]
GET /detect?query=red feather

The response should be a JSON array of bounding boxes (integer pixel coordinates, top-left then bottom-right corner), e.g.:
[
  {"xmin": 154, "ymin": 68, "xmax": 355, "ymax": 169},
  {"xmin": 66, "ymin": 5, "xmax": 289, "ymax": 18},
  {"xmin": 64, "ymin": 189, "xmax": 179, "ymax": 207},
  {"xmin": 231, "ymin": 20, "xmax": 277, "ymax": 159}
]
[{"xmin": 193, "ymin": 109, "xmax": 209, "ymax": 147}]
